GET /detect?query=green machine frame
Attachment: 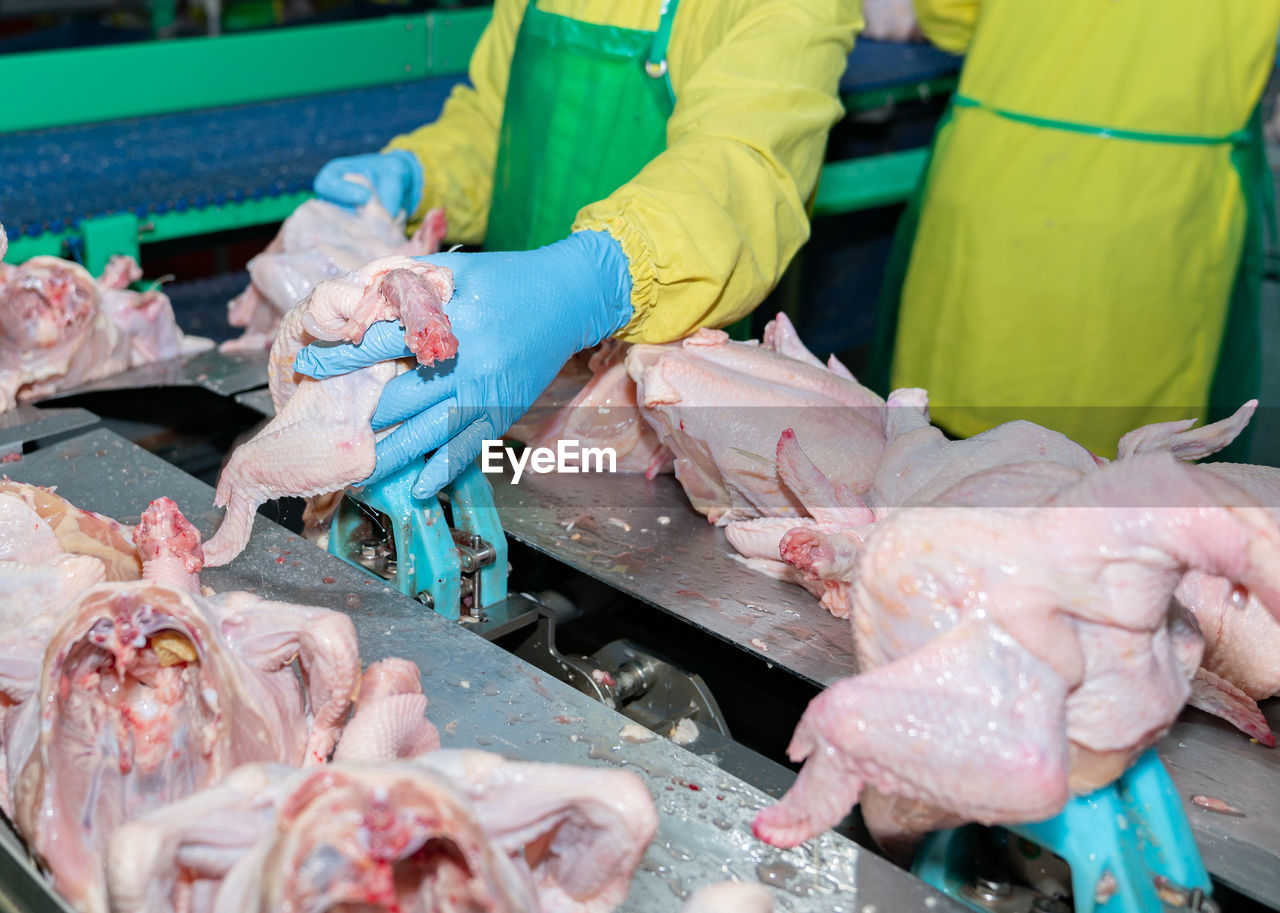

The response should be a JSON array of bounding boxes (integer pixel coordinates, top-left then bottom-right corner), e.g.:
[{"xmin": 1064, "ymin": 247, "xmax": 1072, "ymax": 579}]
[{"xmin": 0, "ymin": 9, "xmax": 953, "ymax": 275}]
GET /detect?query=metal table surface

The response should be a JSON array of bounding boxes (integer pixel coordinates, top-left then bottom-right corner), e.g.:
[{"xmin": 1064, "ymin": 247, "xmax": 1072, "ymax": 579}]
[
  {"xmin": 234, "ymin": 386, "xmax": 274, "ymax": 417},
  {"xmin": 36, "ymin": 347, "xmax": 268, "ymax": 402},
  {"xmin": 491, "ymin": 470, "xmax": 855, "ymax": 688},
  {"xmin": 491, "ymin": 469, "xmax": 1280, "ymax": 908},
  {"xmin": 1, "ymin": 427, "xmax": 956, "ymax": 913},
  {"xmin": 0, "ymin": 403, "xmax": 98, "ymax": 453}
]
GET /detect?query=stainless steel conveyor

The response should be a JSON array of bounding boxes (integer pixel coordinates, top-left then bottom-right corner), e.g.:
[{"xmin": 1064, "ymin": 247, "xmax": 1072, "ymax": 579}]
[{"xmin": 0, "ymin": 425, "xmax": 958, "ymax": 913}]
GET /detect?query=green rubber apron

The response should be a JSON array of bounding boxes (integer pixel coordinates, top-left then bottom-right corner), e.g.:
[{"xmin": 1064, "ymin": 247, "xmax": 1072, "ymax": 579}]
[
  {"xmin": 868, "ymin": 96, "xmax": 1268, "ymax": 463},
  {"xmin": 485, "ymin": 0, "xmax": 679, "ymax": 253}
]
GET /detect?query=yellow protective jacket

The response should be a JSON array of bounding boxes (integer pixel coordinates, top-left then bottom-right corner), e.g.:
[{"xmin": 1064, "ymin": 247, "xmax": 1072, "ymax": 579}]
[
  {"xmin": 385, "ymin": 0, "xmax": 861, "ymax": 343},
  {"xmin": 891, "ymin": 0, "xmax": 1280, "ymax": 456}
]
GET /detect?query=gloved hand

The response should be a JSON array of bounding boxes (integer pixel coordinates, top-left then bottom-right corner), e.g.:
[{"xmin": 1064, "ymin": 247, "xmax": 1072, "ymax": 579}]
[
  {"xmin": 313, "ymin": 149, "xmax": 424, "ymax": 217},
  {"xmin": 292, "ymin": 230, "xmax": 634, "ymax": 498}
]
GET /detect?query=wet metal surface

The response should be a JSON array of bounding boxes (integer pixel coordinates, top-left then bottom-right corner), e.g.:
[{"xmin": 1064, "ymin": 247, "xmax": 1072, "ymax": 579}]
[
  {"xmin": 234, "ymin": 386, "xmax": 274, "ymax": 417},
  {"xmin": 490, "ymin": 470, "xmax": 857, "ymax": 689},
  {"xmin": 487, "ymin": 469, "xmax": 1280, "ymax": 907},
  {"xmin": 1160, "ymin": 701, "xmax": 1280, "ymax": 906},
  {"xmin": 1, "ymin": 428, "xmax": 957, "ymax": 913},
  {"xmin": 35, "ymin": 347, "xmax": 268, "ymax": 400},
  {"xmin": 0, "ymin": 404, "xmax": 98, "ymax": 453}
]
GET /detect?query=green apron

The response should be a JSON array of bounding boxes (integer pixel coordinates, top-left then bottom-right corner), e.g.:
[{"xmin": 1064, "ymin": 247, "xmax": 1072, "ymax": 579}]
[
  {"xmin": 868, "ymin": 100, "xmax": 1267, "ymax": 463},
  {"xmin": 485, "ymin": 0, "xmax": 680, "ymax": 253}
]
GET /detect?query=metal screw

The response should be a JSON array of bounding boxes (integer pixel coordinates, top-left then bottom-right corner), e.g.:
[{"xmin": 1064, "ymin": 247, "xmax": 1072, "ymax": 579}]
[
  {"xmin": 973, "ymin": 877, "xmax": 1010, "ymax": 903},
  {"xmin": 415, "ymin": 590, "xmax": 434, "ymax": 608}
]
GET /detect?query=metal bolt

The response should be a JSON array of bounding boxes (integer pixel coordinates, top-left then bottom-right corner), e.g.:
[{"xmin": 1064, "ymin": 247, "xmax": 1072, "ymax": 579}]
[
  {"xmin": 973, "ymin": 877, "xmax": 1010, "ymax": 903},
  {"xmin": 415, "ymin": 590, "xmax": 434, "ymax": 608}
]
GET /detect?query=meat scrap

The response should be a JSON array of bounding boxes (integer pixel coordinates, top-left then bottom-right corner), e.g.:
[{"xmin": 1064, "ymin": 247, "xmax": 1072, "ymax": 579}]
[
  {"xmin": 0, "ymin": 223, "xmax": 212, "ymax": 413},
  {"xmin": 204, "ymin": 255, "xmax": 457, "ymax": 566},
  {"xmin": 108, "ymin": 750, "xmax": 658, "ymax": 913},
  {"xmin": 0, "ymin": 494, "xmax": 360, "ymax": 913},
  {"xmin": 752, "ymin": 453, "xmax": 1280, "ymax": 857}
]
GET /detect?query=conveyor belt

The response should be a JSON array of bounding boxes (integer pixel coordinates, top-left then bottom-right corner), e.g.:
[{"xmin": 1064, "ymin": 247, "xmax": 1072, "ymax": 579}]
[
  {"xmin": 0, "ymin": 76, "xmax": 464, "ymax": 240},
  {"xmin": 0, "ymin": 40, "xmax": 958, "ymax": 241},
  {"xmin": 840, "ymin": 38, "xmax": 960, "ymax": 94},
  {"xmin": 490, "ymin": 468, "xmax": 1280, "ymax": 908},
  {"xmin": 1, "ymin": 426, "xmax": 959, "ymax": 913}
]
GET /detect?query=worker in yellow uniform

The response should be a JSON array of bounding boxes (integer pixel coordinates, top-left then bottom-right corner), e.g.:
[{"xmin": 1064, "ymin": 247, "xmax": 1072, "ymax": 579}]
[
  {"xmin": 294, "ymin": 0, "xmax": 862, "ymax": 497},
  {"xmin": 868, "ymin": 1, "xmax": 1280, "ymax": 459}
]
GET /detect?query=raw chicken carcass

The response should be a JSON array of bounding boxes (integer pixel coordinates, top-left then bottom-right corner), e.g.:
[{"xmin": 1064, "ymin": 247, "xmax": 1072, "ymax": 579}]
[
  {"xmin": 223, "ymin": 192, "xmax": 447, "ymax": 349},
  {"xmin": 627, "ymin": 315, "xmax": 886, "ymax": 524},
  {"xmin": 728, "ymin": 392, "xmax": 1261, "ymax": 619},
  {"xmin": 0, "ymin": 481, "xmax": 142, "ymax": 808},
  {"xmin": 108, "ymin": 750, "xmax": 658, "ymax": 913},
  {"xmin": 752, "ymin": 453, "xmax": 1280, "ymax": 855},
  {"xmin": 1173, "ymin": 461, "xmax": 1280, "ymax": 744},
  {"xmin": 96, "ymin": 256, "xmax": 212, "ymax": 367},
  {"xmin": 204, "ymin": 255, "xmax": 456, "ymax": 566},
  {"xmin": 514, "ymin": 340, "xmax": 673, "ymax": 475},
  {"xmin": 0, "ymin": 479, "xmax": 141, "ymax": 581},
  {"xmin": 0, "ymin": 254, "xmax": 126, "ymax": 411},
  {"xmin": 0, "ymin": 496, "xmax": 361, "ymax": 912},
  {"xmin": 722, "ymin": 387, "xmax": 1099, "ymax": 618},
  {"xmin": 0, "ymin": 233, "xmax": 211, "ymax": 412}
]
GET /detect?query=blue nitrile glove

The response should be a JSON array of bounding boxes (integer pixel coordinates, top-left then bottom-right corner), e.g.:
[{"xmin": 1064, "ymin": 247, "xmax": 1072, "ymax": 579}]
[
  {"xmin": 312, "ymin": 149, "xmax": 424, "ymax": 217},
  {"xmin": 292, "ymin": 230, "xmax": 633, "ymax": 499}
]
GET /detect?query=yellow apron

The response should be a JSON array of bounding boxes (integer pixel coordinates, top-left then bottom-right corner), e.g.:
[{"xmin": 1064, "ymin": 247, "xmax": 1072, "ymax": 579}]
[{"xmin": 873, "ymin": 0, "xmax": 1280, "ymax": 458}]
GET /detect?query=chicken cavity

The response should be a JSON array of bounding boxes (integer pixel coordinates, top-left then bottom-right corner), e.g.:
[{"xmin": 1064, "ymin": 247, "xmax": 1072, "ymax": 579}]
[{"xmin": 0, "ymin": 493, "xmax": 360, "ymax": 912}]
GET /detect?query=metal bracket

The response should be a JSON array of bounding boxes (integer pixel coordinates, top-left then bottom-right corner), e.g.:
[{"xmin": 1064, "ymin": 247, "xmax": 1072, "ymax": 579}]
[
  {"xmin": 511, "ymin": 608, "xmax": 730, "ymax": 739},
  {"xmin": 913, "ymin": 750, "xmax": 1216, "ymax": 913},
  {"xmin": 80, "ymin": 212, "xmax": 141, "ymax": 276},
  {"xmin": 329, "ymin": 459, "xmax": 508, "ymax": 621}
]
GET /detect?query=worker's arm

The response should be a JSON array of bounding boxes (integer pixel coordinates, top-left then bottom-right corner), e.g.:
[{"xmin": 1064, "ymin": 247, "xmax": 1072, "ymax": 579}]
[
  {"xmin": 910, "ymin": 0, "xmax": 978, "ymax": 54},
  {"xmin": 296, "ymin": 0, "xmax": 863, "ymax": 497},
  {"xmin": 379, "ymin": 0, "xmax": 527, "ymax": 244},
  {"xmin": 574, "ymin": 0, "xmax": 861, "ymax": 343}
]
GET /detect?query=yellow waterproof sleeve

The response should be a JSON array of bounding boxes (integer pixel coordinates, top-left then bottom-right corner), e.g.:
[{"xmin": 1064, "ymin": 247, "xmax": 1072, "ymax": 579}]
[
  {"xmin": 911, "ymin": 0, "xmax": 978, "ymax": 54},
  {"xmin": 574, "ymin": 0, "xmax": 861, "ymax": 344},
  {"xmin": 382, "ymin": 0, "xmax": 525, "ymax": 244}
]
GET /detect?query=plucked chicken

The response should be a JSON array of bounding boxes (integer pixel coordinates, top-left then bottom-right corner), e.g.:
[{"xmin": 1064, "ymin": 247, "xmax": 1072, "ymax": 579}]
[
  {"xmin": 223, "ymin": 192, "xmax": 447, "ymax": 350},
  {"xmin": 204, "ymin": 255, "xmax": 457, "ymax": 566},
  {"xmin": 0, "ymin": 495, "xmax": 360, "ymax": 912},
  {"xmin": 107, "ymin": 750, "xmax": 658, "ymax": 913},
  {"xmin": 626, "ymin": 314, "xmax": 886, "ymax": 524},
  {"xmin": 752, "ymin": 453, "xmax": 1280, "ymax": 856},
  {"xmin": 1173, "ymin": 461, "xmax": 1280, "ymax": 743},
  {"xmin": 513, "ymin": 340, "xmax": 672, "ymax": 475},
  {"xmin": 0, "ymin": 229, "xmax": 210, "ymax": 412}
]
